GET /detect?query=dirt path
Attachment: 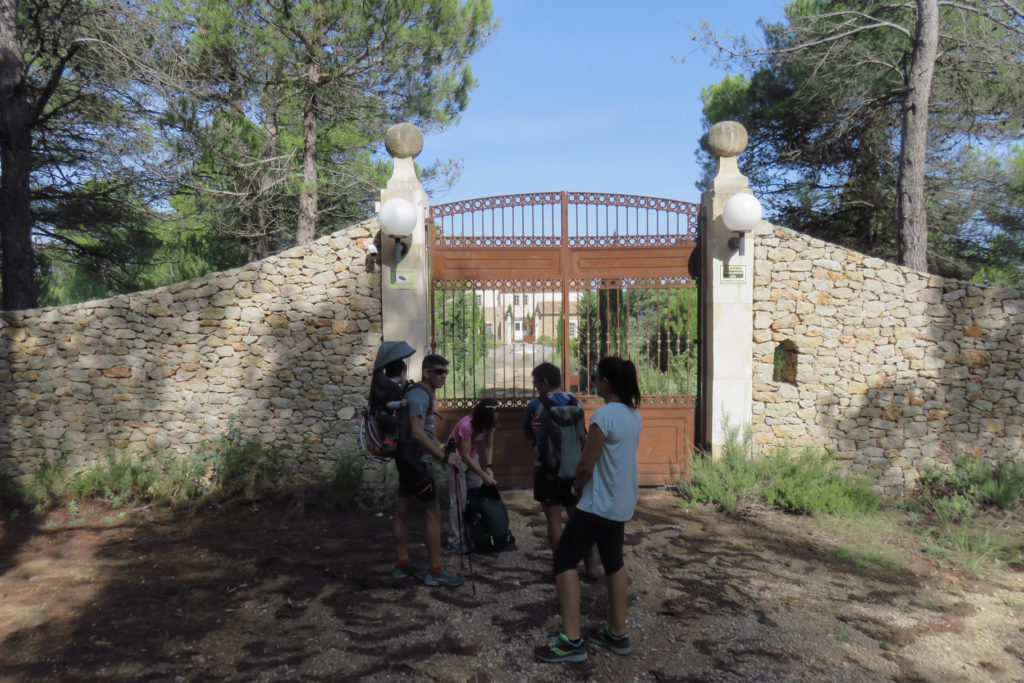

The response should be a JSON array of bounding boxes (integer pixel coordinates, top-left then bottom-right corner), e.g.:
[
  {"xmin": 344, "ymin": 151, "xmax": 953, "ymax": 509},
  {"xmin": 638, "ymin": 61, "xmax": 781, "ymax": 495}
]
[{"xmin": 1, "ymin": 489, "xmax": 1023, "ymax": 681}]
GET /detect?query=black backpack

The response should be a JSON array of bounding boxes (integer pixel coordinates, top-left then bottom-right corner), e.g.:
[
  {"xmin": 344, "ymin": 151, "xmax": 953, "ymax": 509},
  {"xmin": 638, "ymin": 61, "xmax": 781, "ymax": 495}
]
[
  {"xmin": 394, "ymin": 382, "xmax": 431, "ymax": 463},
  {"xmin": 464, "ymin": 485, "xmax": 515, "ymax": 554}
]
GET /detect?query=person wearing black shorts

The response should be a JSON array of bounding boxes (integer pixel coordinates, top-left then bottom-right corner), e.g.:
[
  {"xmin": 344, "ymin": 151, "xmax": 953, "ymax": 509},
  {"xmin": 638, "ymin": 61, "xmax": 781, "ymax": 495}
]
[
  {"xmin": 523, "ymin": 363, "xmax": 599, "ymax": 581},
  {"xmin": 391, "ymin": 354, "xmax": 465, "ymax": 588},
  {"xmin": 523, "ymin": 363, "xmax": 577, "ymax": 551},
  {"xmin": 535, "ymin": 356, "xmax": 643, "ymax": 663}
]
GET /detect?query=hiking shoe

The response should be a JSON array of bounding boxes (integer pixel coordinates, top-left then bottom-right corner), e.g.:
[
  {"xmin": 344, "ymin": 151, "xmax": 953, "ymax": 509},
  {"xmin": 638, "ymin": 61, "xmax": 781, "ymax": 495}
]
[
  {"xmin": 588, "ymin": 625, "xmax": 630, "ymax": 655},
  {"xmin": 391, "ymin": 562, "xmax": 426, "ymax": 580},
  {"xmin": 424, "ymin": 566, "xmax": 465, "ymax": 587},
  {"xmin": 534, "ymin": 633, "xmax": 587, "ymax": 663}
]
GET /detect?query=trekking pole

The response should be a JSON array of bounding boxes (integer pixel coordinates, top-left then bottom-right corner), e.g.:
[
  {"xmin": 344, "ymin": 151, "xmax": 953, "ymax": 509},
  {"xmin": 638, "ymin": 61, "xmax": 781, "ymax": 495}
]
[
  {"xmin": 452, "ymin": 468, "xmax": 465, "ymax": 570},
  {"xmin": 453, "ymin": 466, "xmax": 476, "ymax": 595}
]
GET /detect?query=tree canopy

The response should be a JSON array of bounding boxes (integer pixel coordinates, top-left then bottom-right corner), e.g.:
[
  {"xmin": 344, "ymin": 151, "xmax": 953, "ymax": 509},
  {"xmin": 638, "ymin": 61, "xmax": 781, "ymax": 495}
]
[
  {"xmin": 155, "ymin": 0, "xmax": 494, "ymax": 258},
  {"xmin": 1, "ymin": 0, "xmax": 169, "ymax": 309},
  {"xmin": 0, "ymin": 0, "xmax": 495, "ymax": 310},
  {"xmin": 697, "ymin": 0, "xmax": 1024, "ymax": 281}
]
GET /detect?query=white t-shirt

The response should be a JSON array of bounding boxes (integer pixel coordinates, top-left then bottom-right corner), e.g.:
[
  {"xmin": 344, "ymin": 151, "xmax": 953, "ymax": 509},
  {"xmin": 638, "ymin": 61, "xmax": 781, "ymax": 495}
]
[{"xmin": 576, "ymin": 402, "xmax": 641, "ymax": 522}]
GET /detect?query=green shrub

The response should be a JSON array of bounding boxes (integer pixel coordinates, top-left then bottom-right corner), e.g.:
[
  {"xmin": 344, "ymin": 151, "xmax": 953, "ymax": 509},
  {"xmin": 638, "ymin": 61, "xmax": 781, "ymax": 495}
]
[
  {"xmin": 24, "ymin": 456, "xmax": 71, "ymax": 507},
  {"xmin": 7, "ymin": 418, "xmax": 289, "ymax": 513},
  {"xmin": 761, "ymin": 447, "xmax": 879, "ymax": 516},
  {"xmin": 69, "ymin": 451, "xmax": 160, "ymax": 505},
  {"xmin": 929, "ymin": 494, "xmax": 976, "ymax": 524},
  {"xmin": 913, "ymin": 455, "xmax": 1024, "ymax": 574},
  {"xmin": 677, "ymin": 424, "xmax": 879, "ymax": 516},
  {"xmin": 330, "ymin": 450, "xmax": 368, "ymax": 507},
  {"xmin": 980, "ymin": 459, "xmax": 1024, "ymax": 509},
  {"xmin": 152, "ymin": 450, "xmax": 215, "ymax": 507},
  {"xmin": 329, "ymin": 450, "xmax": 397, "ymax": 510},
  {"xmin": 200, "ymin": 420, "xmax": 285, "ymax": 498},
  {"xmin": 679, "ymin": 426, "xmax": 759, "ymax": 512},
  {"xmin": 920, "ymin": 456, "xmax": 1024, "ymax": 510}
]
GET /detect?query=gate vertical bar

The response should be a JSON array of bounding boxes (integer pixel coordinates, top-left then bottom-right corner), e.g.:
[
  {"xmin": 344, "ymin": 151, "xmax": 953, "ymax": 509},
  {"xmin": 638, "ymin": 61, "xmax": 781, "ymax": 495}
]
[{"xmin": 560, "ymin": 191, "xmax": 571, "ymax": 386}]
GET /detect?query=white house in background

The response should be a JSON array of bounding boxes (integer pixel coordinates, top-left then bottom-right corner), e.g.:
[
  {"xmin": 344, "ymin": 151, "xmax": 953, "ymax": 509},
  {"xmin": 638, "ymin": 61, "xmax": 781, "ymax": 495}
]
[
  {"xmin": 473, "ymin": 290, "xmax": 579, "ymax": 344},
  {"xmin": 533, "ymin": 298, "xmax": 579, "ymax": 341}
]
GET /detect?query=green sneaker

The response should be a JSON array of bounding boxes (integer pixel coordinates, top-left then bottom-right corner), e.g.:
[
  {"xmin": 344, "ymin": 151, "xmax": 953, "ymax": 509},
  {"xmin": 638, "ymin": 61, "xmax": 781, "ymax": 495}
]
[
  {"xmin": 588, "ymin": 625, "xmax": 630, "ymax": 655},
  {"xmin": 424, "ymin": 566, "xmax": 465, "ymax": 587},
  {"xmin": 534, "ymin": 633, "xmax": 587, "ymax": 663},
  {"xmin": 391, "ymin": 562, "xmax": 426, "ymax": 580}
]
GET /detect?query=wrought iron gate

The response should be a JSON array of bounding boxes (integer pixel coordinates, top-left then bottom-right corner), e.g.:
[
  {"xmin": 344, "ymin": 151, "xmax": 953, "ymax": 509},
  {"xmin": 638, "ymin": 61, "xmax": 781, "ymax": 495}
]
[{"xmin": 428, "ymin": 191, "xmax": 700, "ymax": 487}]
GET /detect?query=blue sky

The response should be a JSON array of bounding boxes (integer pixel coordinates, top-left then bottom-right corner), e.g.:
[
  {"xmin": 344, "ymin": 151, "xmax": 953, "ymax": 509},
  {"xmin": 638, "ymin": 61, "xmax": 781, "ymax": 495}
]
[{"xmin": 420, "ymin": 1, "xmax": 788, "ymax": 206}]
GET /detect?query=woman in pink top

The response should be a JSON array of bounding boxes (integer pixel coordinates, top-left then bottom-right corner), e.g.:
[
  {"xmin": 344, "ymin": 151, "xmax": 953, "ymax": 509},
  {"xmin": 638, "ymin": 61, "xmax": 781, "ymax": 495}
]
[{"xmin": 446, "ymin": 398, "xmax": 499, "ymax": 553}]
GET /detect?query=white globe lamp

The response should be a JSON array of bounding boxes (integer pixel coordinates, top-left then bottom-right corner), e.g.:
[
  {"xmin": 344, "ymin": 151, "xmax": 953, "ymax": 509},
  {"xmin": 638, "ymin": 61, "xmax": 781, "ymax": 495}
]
[
  {"xmin": 377, "ymin": 197, "xmax": 418, "ymax": 261},
  {"xmin": 722, "ymin": 193, "xmax": 762, "ymax": 254}
]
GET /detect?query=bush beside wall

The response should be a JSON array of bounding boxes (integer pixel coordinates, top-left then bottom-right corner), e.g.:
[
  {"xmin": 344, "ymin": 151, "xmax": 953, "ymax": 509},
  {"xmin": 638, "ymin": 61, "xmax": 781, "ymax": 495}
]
[
  {"xmin": 0, "ymin": 220, "xmax": 381, "ymax": 484},
  {"xmin": 754, "ymin": 225, "xmax": 1024, "ymax": 497}
]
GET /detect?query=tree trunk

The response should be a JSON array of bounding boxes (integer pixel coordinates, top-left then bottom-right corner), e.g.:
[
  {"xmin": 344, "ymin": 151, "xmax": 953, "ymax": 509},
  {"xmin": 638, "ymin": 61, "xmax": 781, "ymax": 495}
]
[
  {"xmin": 296, "ymin": 60, "xmax": 319, "ymax": 246},
  {"xmin": 250, "ymin": 115, "xmax": 279, "ymax": 261},
  {"xmin": 896, "ymin": 0, "xmax": 939, "ymax": 272},
  {"xmin": 0, "ymin": 0, "xmax": 38, "ymax": 310}
]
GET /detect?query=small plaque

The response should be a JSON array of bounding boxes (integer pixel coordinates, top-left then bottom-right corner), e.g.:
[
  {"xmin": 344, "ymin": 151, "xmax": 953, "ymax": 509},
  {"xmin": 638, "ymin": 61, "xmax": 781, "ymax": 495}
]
[
  {"xmin": 390, "ymin": 269, "xmax": 417, "ymax": 289},
  {"xmin": 722, "ymin": 264, "xmax": 746, "ymax": 283}
]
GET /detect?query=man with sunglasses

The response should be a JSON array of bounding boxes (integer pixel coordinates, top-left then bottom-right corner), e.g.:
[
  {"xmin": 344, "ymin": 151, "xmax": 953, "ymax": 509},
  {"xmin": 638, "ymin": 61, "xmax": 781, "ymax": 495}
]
[{"xmin": 392, "ymin": 354, "xmax": 465, "ymax": 587}]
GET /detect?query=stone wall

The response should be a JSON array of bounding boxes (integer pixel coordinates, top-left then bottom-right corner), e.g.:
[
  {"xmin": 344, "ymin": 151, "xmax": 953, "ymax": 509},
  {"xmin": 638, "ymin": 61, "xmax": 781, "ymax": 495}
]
[
  {"xmin": 753, "ymin": 225, "xmax": 1024, "ymax": 497},
  {"xmin": 4, "ymin": 216, "xmax": 1022, "ymax": 497},
  {"xmin": 0, "ymin": 221, "xmax": 381, "ymax": 483}
]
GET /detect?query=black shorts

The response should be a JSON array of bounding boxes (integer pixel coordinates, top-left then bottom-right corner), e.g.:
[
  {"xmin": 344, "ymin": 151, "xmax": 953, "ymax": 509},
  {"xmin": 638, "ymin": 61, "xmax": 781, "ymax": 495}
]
[
  {"xmin": 553, "ymin": 508, "xmax": 626, "ymax": 576},
  {"xmin": 396, "ymin": 456, "xmax": 438, "ymax": 508},
  {"xmin": 533, "ymin": 467, "xmax": 578, "ymax": 508}
]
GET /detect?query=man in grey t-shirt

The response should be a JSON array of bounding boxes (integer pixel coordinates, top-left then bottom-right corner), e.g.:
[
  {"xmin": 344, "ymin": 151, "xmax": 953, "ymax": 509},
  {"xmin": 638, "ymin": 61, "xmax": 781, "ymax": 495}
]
[{"xmin": 391, "ymin": 353, "xmax": 465, "ymax": 588}]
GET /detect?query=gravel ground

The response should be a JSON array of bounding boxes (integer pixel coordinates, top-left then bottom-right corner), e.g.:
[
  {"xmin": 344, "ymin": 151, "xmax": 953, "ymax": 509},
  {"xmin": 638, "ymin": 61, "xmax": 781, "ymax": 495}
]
[{"xmin": 1, "ymin": 488, "xmax": 1023, "ymax": 681}]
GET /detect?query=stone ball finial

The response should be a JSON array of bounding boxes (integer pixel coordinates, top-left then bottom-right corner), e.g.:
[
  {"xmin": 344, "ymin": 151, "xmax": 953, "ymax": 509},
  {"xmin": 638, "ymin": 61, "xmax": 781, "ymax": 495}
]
[
  {"xmin": 385, "ymin": 123, "xmax": 424, "ymax": 159},
  {"xmin": 706, "ymin": 121, "xmax": 748, "ymax": 158}
]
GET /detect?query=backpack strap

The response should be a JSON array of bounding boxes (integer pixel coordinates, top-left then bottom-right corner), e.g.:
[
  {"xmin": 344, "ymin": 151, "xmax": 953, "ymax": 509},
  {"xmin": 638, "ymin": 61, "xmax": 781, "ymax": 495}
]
[
  {"xmin": 395, "ymin": 382, "xmax": 433, "ymax": 463},
  {"xmin": 403, "ymin": 381, "xmax": 432, "ymax": 413}
]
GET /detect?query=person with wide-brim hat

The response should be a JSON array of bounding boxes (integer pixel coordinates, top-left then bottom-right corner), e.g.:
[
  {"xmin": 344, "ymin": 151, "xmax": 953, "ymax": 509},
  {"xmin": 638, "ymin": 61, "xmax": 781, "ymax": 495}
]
[
  {"xmin": 373, "ymin": 340, "xmax": 416, "ymax": 372},
  {"xmin": 368, "ymin": 341, "xmax": 418, "ymax": 455}
]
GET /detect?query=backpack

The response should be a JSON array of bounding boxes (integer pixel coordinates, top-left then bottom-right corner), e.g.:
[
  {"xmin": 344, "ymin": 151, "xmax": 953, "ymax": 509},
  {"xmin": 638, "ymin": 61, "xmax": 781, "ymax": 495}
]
[
  {"xmin": 538, "ymin": 394, "xmax": 587, "ymax": 479},
  {"xmin": 464, "ymin": 485, "xmax": 515, "ymax": 554},
  {"xmin": 394, "ymin": 382, "xmax": 431, "ymax": 464}
]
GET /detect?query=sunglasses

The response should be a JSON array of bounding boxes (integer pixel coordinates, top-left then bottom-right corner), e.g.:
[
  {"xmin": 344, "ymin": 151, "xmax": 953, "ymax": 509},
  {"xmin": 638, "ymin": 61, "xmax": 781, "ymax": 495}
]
[{"xmin": 429, "ymin": 367, "xmax": 449, "ymax": 376}]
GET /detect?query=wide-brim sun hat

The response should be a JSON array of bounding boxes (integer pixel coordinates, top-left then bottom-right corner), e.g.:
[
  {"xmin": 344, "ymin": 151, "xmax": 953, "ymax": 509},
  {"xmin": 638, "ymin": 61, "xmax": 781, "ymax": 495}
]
[{"xmin": 373, "ymin": 340, "xmax": 416, "ymax": 372}]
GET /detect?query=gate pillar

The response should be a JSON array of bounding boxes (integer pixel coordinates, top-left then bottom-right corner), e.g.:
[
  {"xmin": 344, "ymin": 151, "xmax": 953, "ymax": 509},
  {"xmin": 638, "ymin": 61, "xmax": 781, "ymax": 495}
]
[
  {"xmin": 378, "ymin": 123, "xmax": 430, "ymax": 377},
  {"xmin": 700, "ymin": 121, "xmax": 767, "ymax": 456}
]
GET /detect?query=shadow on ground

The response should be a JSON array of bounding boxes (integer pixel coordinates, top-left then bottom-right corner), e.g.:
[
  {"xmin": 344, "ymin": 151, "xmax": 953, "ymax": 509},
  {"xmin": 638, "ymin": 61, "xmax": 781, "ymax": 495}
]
[{"xmin": 1, "ymin": 489, "xmax": 1022, "ymax": 681}]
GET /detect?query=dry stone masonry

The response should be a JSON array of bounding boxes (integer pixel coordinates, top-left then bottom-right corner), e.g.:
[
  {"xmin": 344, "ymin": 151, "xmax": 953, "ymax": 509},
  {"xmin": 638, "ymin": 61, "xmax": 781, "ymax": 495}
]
[
  {"xmin": 0, "ymin": 221, "xmax": 381, "ymax": 484},
  {"xmin": 2, "ymin": 217, "xmax": 1021, "ymax": 498},
  {"xmin": 754, "ymin": 225, "xmax": 1024, "ymax": 497}
]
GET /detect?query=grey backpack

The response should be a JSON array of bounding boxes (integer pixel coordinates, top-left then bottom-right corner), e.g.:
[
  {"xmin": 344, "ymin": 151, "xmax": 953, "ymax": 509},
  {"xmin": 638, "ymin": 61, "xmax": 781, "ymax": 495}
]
[{"xmin": 538, "ymin": 394, "xmax": 587, "ymax": 479}]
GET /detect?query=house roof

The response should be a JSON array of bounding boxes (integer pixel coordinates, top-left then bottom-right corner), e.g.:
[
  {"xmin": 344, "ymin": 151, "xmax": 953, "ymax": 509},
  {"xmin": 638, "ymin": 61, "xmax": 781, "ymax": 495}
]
[{"xmin": 535, "ymin": 301, "xmax": 562, "ymax": 316}]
